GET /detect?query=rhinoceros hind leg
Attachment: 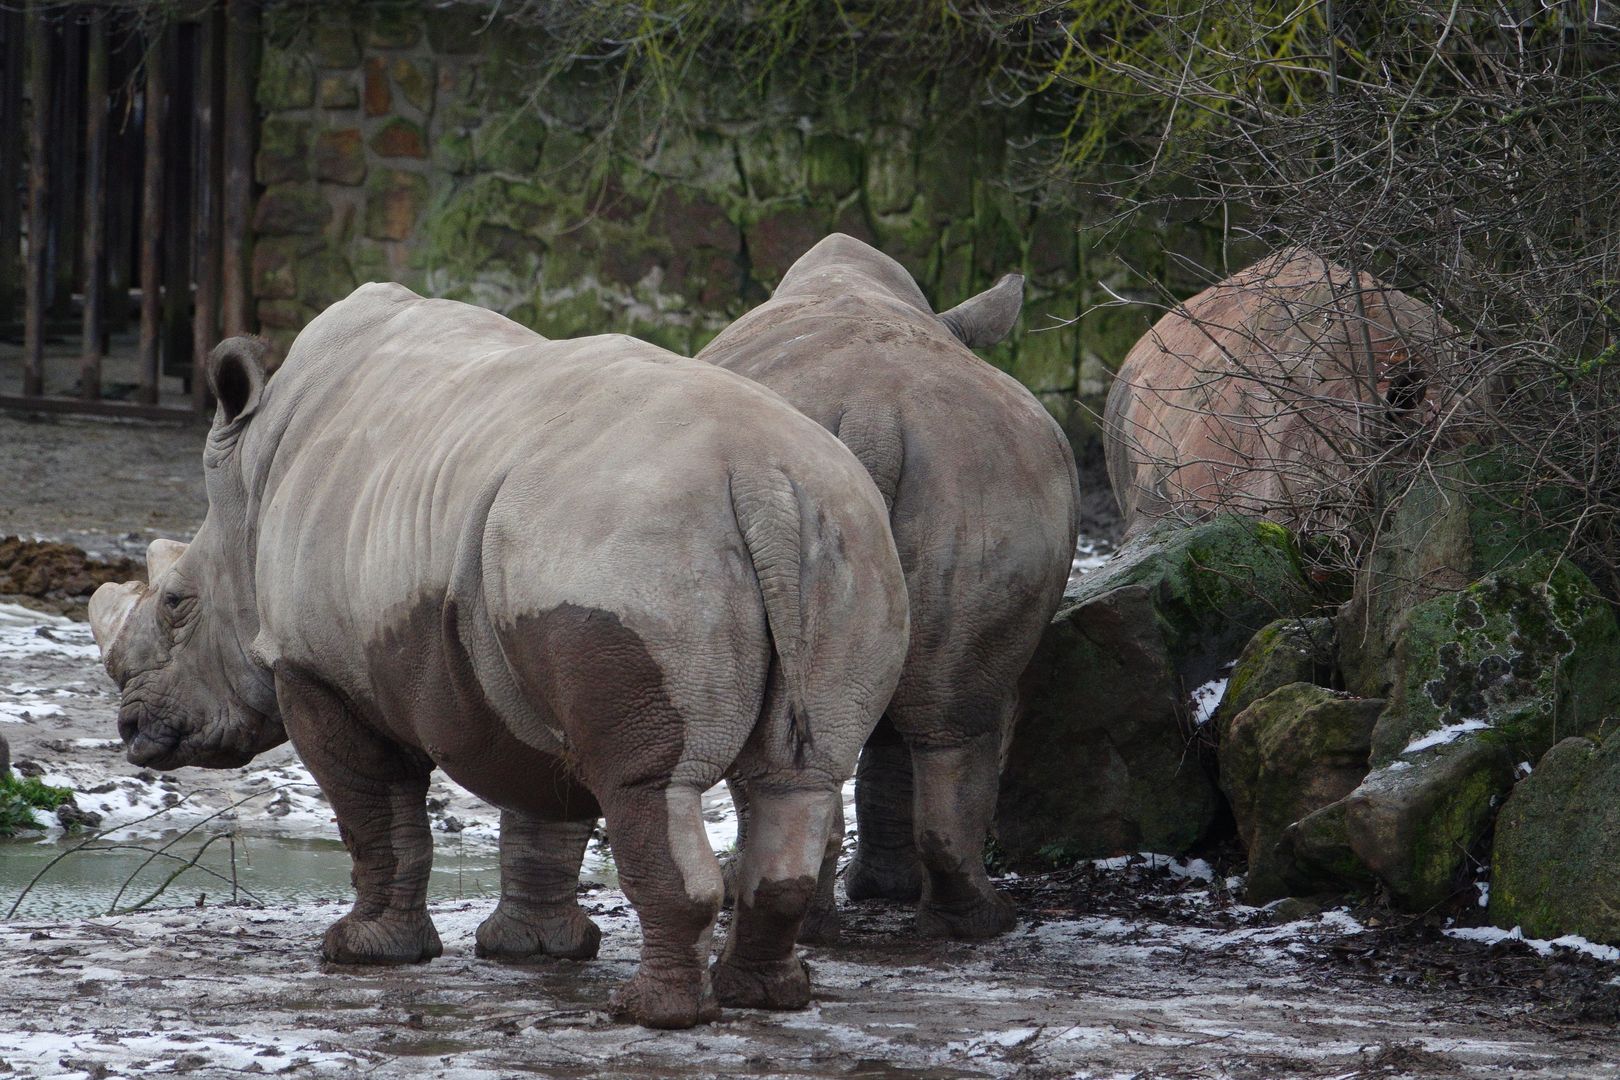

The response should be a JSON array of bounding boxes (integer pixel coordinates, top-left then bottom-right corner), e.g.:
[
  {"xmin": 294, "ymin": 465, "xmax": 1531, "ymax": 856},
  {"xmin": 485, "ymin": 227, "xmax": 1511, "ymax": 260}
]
[
  {"xmin": 712, "ymin": 784, "xmax": 835, "ymax": 1009},
  {"xmin": 278, "ymin": 667, "xmax": 442, "ymax": 966},
  {"xmin": 476, "ymin": 811, "xmax": 601, "ymax": 962},
  {"xmin": 794, "ymin": 797, "xmax": 844, "ymax": 944},
  {"xmin": 844, "ymin": 718, "xmax": 922, "ymax": 903},
  {"xmin": 602, "ymin": 782, "xmax": 723, "ymax": 1029},
  {"xmin": 910, "ymin": 733, "xmax": 1016, "ymax": 940}
]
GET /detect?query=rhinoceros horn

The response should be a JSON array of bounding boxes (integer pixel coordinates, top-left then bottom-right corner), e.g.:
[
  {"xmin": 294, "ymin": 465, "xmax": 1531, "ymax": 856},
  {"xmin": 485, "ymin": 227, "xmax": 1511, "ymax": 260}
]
[
  {"xmin": 145, "ymin": 538, "xmax": 188, "ymax": 584},
  {"xmin": 938, "ymin": 273, "xmax": 1024, "ymax": 349},
  {"xmin": 89, "ymin": 581, "xmax": 143, "ymax": 652}
]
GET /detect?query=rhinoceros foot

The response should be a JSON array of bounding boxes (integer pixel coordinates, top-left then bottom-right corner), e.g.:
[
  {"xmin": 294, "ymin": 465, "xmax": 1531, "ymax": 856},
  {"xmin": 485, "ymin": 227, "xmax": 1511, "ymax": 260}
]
[
  {"xmin": 916, "ymin": 889, "xmax": 1016, "ymax": 940},
  {"xmin": 844, "ymin": 852, "xmax": 922, "ymax": 903},
  {"xmin": 321, "ymin": 910, "xmax": 442, "ymax": 966},
  {"xmin": 711, "ymin": 954, "xmax": 812, "ymax": 1011},
  {"xmin": 474, "ymin": 900, "xmax": 602, "ymax": 962},
  {"xmin": 609, "ymin": 968, "xmax": 721, "ymax": 1029},
  {"xmin": 794, "ymin": 898, "xmax": 841, "ymax": 944}
]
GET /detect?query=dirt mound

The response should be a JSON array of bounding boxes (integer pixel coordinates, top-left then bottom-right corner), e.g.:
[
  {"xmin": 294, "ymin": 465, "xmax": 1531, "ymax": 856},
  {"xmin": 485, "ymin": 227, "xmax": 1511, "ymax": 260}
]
[{"xmin": 0, "ymin": 537, "xmax": 143, "ymax": 620}]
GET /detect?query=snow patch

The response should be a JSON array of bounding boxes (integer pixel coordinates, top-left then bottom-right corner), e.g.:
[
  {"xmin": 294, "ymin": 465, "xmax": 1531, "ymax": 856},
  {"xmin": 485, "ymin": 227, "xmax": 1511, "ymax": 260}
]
[
  {"xmin": 1190, "ymin": 674, "xmax": 1230, "ymax": 727},
  {"xmin": 1445, "ymin": 924, "xmax": 1620, "ymax": 962},
  {"xmin": 1403, "ymin": 717, "xmax": 1489, "ymax": 755}
]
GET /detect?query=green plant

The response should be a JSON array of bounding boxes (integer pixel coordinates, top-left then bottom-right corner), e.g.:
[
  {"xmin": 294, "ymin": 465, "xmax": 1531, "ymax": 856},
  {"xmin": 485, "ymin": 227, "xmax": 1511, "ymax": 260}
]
[{"xmin": 0, "ymin": 773, "xmax": 74, "ymax": 837}]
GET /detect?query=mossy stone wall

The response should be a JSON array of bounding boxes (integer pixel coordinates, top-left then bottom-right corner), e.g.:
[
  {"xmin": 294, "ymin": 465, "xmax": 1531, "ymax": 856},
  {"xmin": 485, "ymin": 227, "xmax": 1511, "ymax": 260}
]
[{"xmin": 249, "ymin": 3, "xmax": 1219, "ymax": 449}]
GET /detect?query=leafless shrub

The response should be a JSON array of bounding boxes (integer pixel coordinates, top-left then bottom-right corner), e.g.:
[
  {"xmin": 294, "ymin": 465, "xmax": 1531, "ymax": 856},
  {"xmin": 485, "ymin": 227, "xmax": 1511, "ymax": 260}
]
[{"xmin": 1068, "ymin": 1, "xmax": 1620, "ymax": 588}]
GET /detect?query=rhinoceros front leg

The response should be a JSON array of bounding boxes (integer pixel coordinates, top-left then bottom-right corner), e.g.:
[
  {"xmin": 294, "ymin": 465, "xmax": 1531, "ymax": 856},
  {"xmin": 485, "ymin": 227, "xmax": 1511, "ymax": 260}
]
[
  {"xmin": 277, "ymin": 667, "xmax": 442, "ymax": 965},
  {"xmin": 475, "ymin": 810, "xmax": 602, "ymax": 961}
]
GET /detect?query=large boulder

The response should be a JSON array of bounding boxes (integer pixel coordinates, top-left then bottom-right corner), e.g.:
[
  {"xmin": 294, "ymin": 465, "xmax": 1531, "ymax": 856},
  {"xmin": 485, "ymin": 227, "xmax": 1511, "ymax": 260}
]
[
  {"xmin": 1338, "ymin": 740, "xmax": 1515, "ymax": 909},
  {"xmin": 1309, "ymin": 551, "xmax": 1620, "ymax": 909},
  {"xmin": 1211, "ymin": 616, "xmax": 1336, "ymax": 743},
  {"xmin": 1219, "ymin": 682, "xmax": 1383, "ymax": 903},
  {"xmin": 1490, "ymin": 733, "xmax": 1620, "ymax": 943},
  {"xmin": 1370, "ymin": 550, "xmax": 1620, "ymax": 768},
  {"xmin": 997, "ymin": 515, "xmax": 1323, "ymax": 864},
  {"xmin": 1338, "ymin": 449, "xmax": 1576, "ymax": 700}
]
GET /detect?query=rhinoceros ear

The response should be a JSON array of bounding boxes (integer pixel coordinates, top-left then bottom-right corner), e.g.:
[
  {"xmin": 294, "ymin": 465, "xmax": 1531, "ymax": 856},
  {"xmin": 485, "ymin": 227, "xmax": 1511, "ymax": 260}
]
[
  {"xmin": 938, "ymin": 273, "xmax": 1024, "ymax": 349},
  {"xmin": 206, "ymin": 336, "xmax": 270, "ymax": 427},
  {"xmin": 145, "ymin": 538, "xmax": 188, "ymax": 584}
]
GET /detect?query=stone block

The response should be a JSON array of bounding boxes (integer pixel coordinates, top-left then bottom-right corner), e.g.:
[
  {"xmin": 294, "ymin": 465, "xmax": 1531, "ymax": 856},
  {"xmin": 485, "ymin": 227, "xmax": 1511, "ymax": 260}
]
[
  {"xmin": 319, "ymin": 74, "xmax": 359, "ymax": 110},
  {"xmin": 391, "ymin": 57, "xmax": 435, "ymax": 113},
  {"xmin": 363, "ymin": 56, "xmax": 391, "ymax": 117},
  {"xmin": 370, "ymin": 117, "xmax": 428, "ymax": 159},
  {"xmin": 313, "ymin": 129, "xmax": 367, "ymax": 185},
  {"xmin": 259, "ymin": 48, "xmax": 315, "ymax": 110},
  {"xmin": 365, "ymin": 170, "xmax": 430, "ymax": 241},
  {"xmin": 253, "ymin": 184, "xmax": 332, "ymax": 236},
  {"xmin": 255, "ymin": 117, "xmax": 311, "ymax": 185}
]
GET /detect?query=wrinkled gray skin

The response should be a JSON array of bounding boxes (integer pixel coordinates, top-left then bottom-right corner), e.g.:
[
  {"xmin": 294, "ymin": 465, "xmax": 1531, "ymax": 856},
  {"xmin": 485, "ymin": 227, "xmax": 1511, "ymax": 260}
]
[
  {"xmin": 89, "ymin": 283, "xmax": 909, "ymax": 1029},
  {"xmin": 701, "ymin": 234, "xmax": 1079, "ymax": 939}
]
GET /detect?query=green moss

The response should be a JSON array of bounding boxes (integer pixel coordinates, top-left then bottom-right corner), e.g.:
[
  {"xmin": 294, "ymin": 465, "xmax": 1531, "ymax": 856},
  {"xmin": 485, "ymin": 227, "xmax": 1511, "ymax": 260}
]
[
  {"xmin": 1220, "ymin": 682, "xmax": 1382, "ymax": 902},
  {"xmin": 1491, "ymin": 732, "xmax": 1620, "ymax": 942},
  {"xmin": 0, "ymin": 773, "xmax": 74, "ymax": 836},
  {"xmin": 1372, "ymin": 551, "xmax": 1620, "ymax": 766}
]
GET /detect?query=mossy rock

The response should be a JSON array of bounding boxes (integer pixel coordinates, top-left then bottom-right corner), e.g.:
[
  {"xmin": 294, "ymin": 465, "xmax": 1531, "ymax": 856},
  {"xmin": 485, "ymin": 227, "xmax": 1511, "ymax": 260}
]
[
  {"xmin": 1213, "ymin": 616, "xmax": 1336, "ymax": 743},
  {"xmin": 998, "ymin": 517, "xmax": 1323, "ymax": 866},
  {"xmin": 1275, "ymin": 800, "xmax": 1375, "ymax": 896},
  {"xmin": 1065, "ymin": 515, "xmax": 1323, "ymax": 691},
  {"xmin": 1491, "ymin": 733, "xmax": 1620, "ymax": 943},
  {"xmin": 998, "ymin": 583, "xmax": 1220, "ymax": 865},
  {"xmin": 1338, "ymin": 448, "xmax": 1577, "ymax": 699},
  {"xmin": 1371, "ymin": 551, "xmax": 1620, "ymax": 768},
  {"xmin": 1339, "ymin": 739, "xmax": 1516, "ymax": 910},
  {"xmin": 1219, "ymin": 682, "xmax": 1382, "ymax": 903}
]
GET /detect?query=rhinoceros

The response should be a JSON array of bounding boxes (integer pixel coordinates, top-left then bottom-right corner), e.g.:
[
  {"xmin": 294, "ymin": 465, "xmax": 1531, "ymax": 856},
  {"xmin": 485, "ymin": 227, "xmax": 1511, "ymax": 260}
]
[
  {"xmin": 1105, "ymin": 248, "xmax": 1470, "ymax": 536},
  {"xmin": 88, "ymin": 282, "xmax": 909, "ymax": 1029},
  {"xmin": 692, "ymin": 234, "xmax": 1080, "ymax": 939}
]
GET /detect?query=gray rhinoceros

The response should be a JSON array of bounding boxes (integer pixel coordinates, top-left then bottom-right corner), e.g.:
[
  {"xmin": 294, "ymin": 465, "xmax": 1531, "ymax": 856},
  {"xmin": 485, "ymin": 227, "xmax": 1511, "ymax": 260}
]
[
  {"xmin": 696, "ymin": 234, "xmax": 1080, "ymax": 939},
  {"xmin": 88, "ymin": 282, "xmax": 909, "ymax": 1029}
]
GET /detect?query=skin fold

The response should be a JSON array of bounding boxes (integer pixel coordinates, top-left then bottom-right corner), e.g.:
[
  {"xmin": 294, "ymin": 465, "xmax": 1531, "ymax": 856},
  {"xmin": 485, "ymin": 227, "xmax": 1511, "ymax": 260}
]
[
  {"xmin": 699, "ymin": 234, "xmax": 1080, "ymax": 939},
  {"xmin": 89, "ymin": 283, "xmax": 909, "ymax": 1029}
]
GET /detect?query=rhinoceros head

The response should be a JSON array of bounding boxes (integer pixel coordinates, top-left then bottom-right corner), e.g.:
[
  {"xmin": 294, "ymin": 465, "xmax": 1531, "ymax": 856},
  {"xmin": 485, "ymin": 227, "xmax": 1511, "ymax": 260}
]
[{"xmin": 90, "ymin": 339, "xmax": 283, "ymax": 769}]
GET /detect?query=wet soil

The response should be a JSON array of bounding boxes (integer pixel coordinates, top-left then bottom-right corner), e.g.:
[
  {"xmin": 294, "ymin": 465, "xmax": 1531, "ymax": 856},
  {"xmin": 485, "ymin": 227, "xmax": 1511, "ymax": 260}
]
[{"xmin": 1, "ymin": 860, "xmax": 1618, "ymax": 1078}]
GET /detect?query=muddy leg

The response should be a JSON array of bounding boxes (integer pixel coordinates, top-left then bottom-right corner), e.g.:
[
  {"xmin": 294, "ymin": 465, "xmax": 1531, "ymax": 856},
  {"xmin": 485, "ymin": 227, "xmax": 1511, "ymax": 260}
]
[
  {"xmin": 277, "ymin": 668, "xmax": 441, "ymax": 965},
  {"xmin": 602, "ymin": 783, "xmax": 723, "ymax": 1029},
  {"xmin": 796, "ymin": 798, "xmax": 843, "ymax": 944},
  {"xmin": 476, "ymin": 811, "xmax": 602, "ymax": 961},
  {"xmin": 911, "ymin": 732, "xmax": 1015, "ymax": 939},
  {"xmin": 844, "ymin": 715, "xmax": 922, "ymax": 902},
  {"xmin": 713, "ymin": 784, "xmax": 838, "ymax": 1009}
]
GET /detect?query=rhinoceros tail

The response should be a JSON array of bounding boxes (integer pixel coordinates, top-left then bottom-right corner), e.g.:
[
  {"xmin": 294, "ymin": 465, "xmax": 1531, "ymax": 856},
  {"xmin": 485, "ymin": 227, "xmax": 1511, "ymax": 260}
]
[{"xmin": 730, "ymin": 468, "xmax": 815, "ymax": 763}]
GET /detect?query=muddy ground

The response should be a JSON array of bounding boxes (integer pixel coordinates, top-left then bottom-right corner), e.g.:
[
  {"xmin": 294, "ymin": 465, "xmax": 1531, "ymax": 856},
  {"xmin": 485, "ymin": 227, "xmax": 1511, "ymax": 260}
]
[{"xmin": 4, "ymin": 409, "xmax": 1620, "ymax": 1078}]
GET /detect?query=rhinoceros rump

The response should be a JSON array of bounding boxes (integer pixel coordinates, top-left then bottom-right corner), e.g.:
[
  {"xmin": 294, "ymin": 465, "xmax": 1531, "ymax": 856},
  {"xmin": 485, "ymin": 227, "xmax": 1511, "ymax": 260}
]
[
  {"xmin": 696, "ymin": 234, "xmax": 1080, "ymax": 940},
  {"xmin": 89, "ymin": 283, "xmax": 910, "ymax": 1029},
  {"xmin": 1104, "ymin": 247, "xmax": 1470, "ymax": 536}
]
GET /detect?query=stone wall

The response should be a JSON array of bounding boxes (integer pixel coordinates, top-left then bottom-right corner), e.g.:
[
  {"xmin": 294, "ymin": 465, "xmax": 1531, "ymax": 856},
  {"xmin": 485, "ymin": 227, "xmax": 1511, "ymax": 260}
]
[{"xmin": 250, "ymin": 3, "xmax": 1220, "ymax": 447}]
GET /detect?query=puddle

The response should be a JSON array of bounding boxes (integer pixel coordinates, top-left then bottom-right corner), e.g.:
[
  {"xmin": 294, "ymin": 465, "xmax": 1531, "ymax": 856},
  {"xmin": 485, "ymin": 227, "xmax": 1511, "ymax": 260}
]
[{"xmin": 0, "ymin": 833, "xmax": 521, "ymax": 919}]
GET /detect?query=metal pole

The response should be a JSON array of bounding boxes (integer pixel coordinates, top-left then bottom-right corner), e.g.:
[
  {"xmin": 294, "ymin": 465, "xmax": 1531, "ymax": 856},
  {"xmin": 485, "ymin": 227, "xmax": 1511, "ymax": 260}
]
[
  {"xmin": 138, "ymin": 25, "xmax": 166, "ymax": 406},
  {"xmin": 193, "ymin": 4, "xmax": 224, "ymax": 415},
  {"xmin": 81, "ymin": 8, "xmax": 108, "ymax": 401},
  {"xmin": 23, "ymin": 1, "xmax": 49, "ymax": 398},
  {"xmin": 221, "ymin": 0, "xmax": 256, "ymax": 338}
]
